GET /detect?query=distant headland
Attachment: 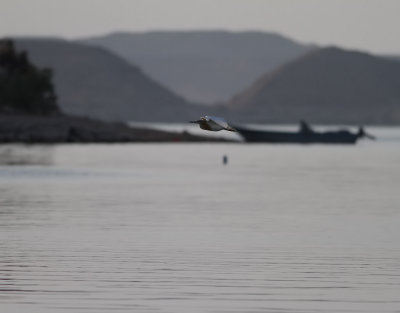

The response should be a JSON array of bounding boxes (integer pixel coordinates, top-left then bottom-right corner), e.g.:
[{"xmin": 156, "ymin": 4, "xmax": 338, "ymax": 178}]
[{"xmin": 0, "ymin": 39, "xmax": 226, "ymax": 143}]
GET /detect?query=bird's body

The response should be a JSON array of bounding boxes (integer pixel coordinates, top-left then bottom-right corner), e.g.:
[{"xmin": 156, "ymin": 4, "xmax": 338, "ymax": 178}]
[{"xmin": 190, "ymin": 116, "xmax": 236, "ymax": 132}]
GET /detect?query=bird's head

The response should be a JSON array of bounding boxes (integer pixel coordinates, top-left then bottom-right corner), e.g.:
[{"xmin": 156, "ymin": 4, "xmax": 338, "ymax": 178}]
[{"xmin": 189, "ymin": 117, "xmax": 207, "ymax": 124}]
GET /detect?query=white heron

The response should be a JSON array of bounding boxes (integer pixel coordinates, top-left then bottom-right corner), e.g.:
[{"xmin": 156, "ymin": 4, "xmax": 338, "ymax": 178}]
[{"xmin": 190, "ymin": 116, "xmax": 236, "ymax": 132}]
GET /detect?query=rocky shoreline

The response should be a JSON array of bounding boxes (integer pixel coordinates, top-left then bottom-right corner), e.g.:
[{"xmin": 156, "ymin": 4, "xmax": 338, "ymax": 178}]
[{"xmin": 0, "ymin": 114, "xmax": 230, "ymax": 143}]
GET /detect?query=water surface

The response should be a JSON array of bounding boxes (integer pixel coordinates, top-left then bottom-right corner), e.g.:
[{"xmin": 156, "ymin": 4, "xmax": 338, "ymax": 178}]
[{"xmin": 1, "ymin": 136, "xmax": 400, "ymax": 312}]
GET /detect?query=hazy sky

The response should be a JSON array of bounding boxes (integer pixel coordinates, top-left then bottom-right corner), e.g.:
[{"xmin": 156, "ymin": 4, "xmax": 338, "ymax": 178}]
[{"xmin": 1, "ymin": 0, "xmax": 400, "ymax": 54}]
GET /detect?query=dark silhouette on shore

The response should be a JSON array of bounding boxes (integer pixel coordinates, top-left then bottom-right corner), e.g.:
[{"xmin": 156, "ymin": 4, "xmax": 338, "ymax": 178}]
[{"xmin": 235, "ymin": 121, "xmax": 375, "ymax": 144}]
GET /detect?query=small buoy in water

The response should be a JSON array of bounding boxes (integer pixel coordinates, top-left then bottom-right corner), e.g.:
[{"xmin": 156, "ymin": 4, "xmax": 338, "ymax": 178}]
[{"xmin": 223, "ymin": 155, "xmax": 228, "ymax": 165}]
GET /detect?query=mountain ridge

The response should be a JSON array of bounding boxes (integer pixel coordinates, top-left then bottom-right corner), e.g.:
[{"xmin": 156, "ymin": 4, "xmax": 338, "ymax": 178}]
[
  {"xmin": 15, "ymin": 38, "xmax": 204, "ymax": 122},
  {"xmin": 226, "ymin": 46, "xmax": 400, "ymax": 124},
  {"xmin": 80, "ymin": 30, "xmax": 313, "ymax": 103},
  {"xmin": 13, "ymin": 34, "xmax": 400, "ymax": 125}
]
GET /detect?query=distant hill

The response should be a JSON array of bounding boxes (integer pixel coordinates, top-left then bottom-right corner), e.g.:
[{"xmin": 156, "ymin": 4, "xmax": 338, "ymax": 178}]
[
  {"xmin": 385, "ymin": 55, "xmax": 400, "ymax": 63},
  {"xmin": 15, "ymin": 38, "xmax": 203, "ymax": 122},
  {"xmin": 80, "ymin": 31, "xmax": 312, "ymax": 104},
  {"xmin": 226, "ymin": 47, "xmax": 400, "ymax": 124}
]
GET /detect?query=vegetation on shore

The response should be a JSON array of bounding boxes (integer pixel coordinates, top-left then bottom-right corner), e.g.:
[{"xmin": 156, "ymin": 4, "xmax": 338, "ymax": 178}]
[{"xmin": 0, "ymin": 39, "xmax": 59, "ymax": 115}]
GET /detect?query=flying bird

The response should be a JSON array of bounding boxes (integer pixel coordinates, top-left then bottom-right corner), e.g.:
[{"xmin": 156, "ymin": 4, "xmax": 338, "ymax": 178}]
[{"xmin": 190, "ymin": 116, "xmax": 236, "ymax": 132}]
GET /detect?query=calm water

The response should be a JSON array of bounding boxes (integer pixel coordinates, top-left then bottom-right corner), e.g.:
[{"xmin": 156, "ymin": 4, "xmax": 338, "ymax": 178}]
[{"xmin": 1, "ymin": 131, "xmax": 400, "ymax": 312}]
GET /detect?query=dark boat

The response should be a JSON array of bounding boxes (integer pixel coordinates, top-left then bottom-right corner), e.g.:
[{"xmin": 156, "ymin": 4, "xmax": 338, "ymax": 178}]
[{"xmin": 234, "ymin": 121, "xmax": 375, "ymax": 144}]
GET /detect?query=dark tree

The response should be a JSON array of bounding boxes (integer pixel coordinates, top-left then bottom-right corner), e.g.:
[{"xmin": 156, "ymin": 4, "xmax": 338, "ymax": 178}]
[{"xmin": 0, "ymin": 39, "xmax": 60, "ymax": 115}]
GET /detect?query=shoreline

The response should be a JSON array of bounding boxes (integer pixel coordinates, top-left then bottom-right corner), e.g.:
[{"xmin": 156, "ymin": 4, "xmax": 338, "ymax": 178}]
[{"xmin": 0, "ymin": 114, "xmax": 233, "ymax": 143}]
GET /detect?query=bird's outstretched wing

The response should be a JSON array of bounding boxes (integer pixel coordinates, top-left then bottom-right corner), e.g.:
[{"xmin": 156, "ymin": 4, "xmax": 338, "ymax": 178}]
[
  {"xmin": 206, "ymin": 116, "xmax": 236, "ymax": 132},
  {"xmin": 206, "ymin": 116, "xmax": 229, "ymax": 128}
]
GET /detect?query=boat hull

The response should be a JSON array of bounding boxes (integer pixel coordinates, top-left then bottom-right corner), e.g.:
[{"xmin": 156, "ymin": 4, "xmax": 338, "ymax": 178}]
[{"xmin": 235, "ymin": 127, "xmax": 359, "ymax": 144}]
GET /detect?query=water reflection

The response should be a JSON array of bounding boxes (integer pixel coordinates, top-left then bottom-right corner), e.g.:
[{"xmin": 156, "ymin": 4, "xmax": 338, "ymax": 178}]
[{"xmin": 0, "ymin": 145, "xmax": 53, "ymax": 166}]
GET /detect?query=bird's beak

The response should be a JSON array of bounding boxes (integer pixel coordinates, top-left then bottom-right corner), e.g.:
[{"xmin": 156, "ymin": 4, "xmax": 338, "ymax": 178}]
[{"xmin": 189, "ymin": 120, "xmax": 200, "ymax": 124}]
